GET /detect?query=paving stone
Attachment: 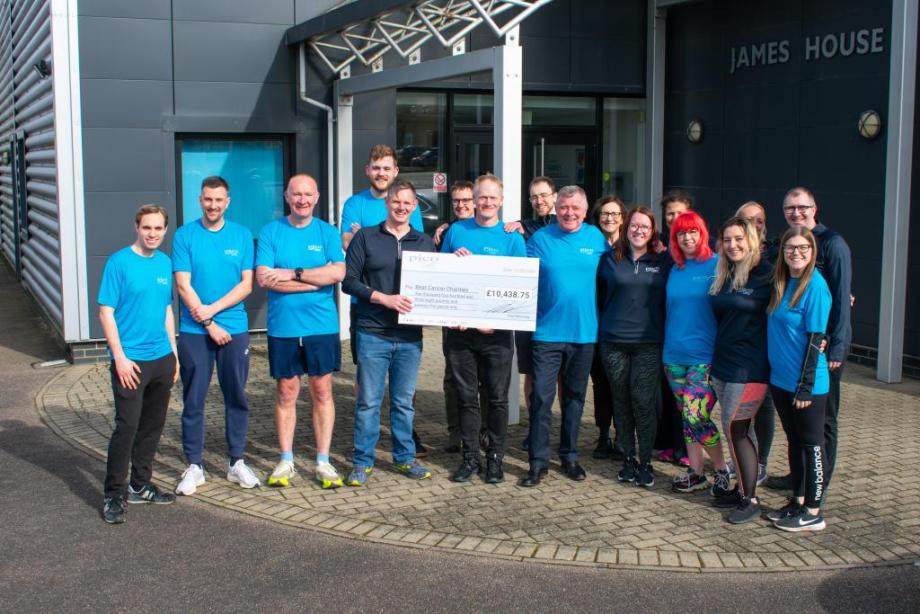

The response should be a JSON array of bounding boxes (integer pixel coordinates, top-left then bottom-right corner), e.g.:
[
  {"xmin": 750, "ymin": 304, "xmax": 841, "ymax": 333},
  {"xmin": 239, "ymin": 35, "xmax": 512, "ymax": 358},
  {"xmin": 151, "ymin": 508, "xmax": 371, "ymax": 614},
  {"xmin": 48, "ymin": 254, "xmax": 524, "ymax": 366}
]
[{"xmin": 37, "ymin": 335, "xmax": 920, "ymax": 572}]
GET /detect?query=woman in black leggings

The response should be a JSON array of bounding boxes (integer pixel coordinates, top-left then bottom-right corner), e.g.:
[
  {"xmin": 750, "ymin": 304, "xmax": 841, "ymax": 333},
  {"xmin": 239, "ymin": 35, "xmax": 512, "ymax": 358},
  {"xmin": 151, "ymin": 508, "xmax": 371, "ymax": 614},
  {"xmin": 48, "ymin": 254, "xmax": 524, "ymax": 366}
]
[{"xmin": 766, "ymin": 227, "xmax": 832, "ymax": 532}]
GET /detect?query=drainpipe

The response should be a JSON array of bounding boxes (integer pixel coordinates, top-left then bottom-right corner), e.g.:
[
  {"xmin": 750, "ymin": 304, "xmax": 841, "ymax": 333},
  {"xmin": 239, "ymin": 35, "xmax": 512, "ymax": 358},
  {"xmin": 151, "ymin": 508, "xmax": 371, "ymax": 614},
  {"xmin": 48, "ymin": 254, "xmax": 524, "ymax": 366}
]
[{"xmin": 298, "ymin": 43, "xmax": 336, "ymax": 225}]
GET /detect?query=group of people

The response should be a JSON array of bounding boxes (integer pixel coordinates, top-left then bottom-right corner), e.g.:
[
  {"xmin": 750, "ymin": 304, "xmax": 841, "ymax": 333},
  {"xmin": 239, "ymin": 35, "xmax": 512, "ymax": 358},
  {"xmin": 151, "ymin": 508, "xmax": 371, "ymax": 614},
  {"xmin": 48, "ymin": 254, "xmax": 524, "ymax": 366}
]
[{"xmin": 97, "ymin": 144, "xmax": 851, "ymax": 536}]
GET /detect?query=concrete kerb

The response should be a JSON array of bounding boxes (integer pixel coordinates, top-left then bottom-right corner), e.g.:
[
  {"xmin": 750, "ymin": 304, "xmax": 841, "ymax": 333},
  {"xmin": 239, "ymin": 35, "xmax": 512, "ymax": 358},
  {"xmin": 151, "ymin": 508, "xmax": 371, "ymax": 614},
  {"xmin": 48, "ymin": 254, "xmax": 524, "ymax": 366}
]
[{"xmin": 33, "ymin": 341, "xmax": 920, "ymax": 574}]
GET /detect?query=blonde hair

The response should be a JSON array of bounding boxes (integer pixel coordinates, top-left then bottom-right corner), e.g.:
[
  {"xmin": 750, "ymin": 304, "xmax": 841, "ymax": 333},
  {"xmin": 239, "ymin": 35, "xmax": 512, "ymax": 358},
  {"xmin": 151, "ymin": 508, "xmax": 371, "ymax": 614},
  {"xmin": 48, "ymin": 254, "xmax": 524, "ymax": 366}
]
[
  {"xmin": 709, "ymin": 217, "xmax": 761, "ymax": 295},
  {"xmin": 735, "ymin": 200, "xmax": 767, "ymax": 243},
  {"xmin": 768, "ymin": 227, "xmax": 818, "ymax": 313}
]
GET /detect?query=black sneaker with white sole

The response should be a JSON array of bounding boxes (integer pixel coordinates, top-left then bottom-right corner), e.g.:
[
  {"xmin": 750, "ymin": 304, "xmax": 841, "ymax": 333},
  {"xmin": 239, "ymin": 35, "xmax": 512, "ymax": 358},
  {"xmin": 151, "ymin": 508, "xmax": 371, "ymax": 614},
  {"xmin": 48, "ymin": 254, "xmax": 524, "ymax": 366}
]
[
  {"xmin": 727, "ymin": 498, "xmax": 761, "ymax": 524},
  {"xmin": 774, "ymin": 509, "xmax": 826, "ymax": 532},
  {"xmin": 765, "ymin": 499, "xmax": 804, "ymax": 523},
  {"xmin": 635, "ymin": 462, "xmax": 655, "ymax": 488},
  {"xmin": 127, "ymin": 483, "xmax": 176, "ymax": 505},
  {"xmin": 618, "ymin": 457, "xmax": 638, "ymax": 483}
]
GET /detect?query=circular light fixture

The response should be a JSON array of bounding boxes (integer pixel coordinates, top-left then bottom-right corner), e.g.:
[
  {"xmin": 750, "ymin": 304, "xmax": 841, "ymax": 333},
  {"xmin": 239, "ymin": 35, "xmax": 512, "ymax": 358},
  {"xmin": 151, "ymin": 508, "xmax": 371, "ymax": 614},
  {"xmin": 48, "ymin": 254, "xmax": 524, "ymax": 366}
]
[
  {"xmin": 686, "ymin": 118, "xmax": 704, "ymax": 144},
  {"xmin": 857, "ymin": 110, "xmax": 882, "ymax": 140}
]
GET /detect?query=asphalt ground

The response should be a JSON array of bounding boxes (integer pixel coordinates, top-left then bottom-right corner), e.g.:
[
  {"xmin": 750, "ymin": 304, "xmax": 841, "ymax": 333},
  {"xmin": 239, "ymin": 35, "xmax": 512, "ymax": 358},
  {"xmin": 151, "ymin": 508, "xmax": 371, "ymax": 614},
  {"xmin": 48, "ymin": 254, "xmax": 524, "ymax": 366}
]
[{"xmin": 1, "ymin": 263, "xmax": 919, "ymax": 613}]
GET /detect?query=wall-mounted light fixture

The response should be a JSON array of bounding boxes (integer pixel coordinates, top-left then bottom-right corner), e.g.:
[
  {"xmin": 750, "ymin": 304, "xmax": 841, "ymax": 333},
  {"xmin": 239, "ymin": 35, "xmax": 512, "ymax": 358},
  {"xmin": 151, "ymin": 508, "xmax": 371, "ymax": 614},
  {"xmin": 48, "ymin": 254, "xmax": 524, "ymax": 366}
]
[
  {"xmin": 0, "ymin": 150, "xmax": 9, "ymax": 166},
  {"xmin": 33, "ymin": 59, "xmax": 51, "ymax": 79},
  {"xmin": 686, "ymin": 118, "xmax": 704, "ymax": 144},
  {"xmin": 857, "ymin": 110, "xmax": 882, "ymax": 140}
]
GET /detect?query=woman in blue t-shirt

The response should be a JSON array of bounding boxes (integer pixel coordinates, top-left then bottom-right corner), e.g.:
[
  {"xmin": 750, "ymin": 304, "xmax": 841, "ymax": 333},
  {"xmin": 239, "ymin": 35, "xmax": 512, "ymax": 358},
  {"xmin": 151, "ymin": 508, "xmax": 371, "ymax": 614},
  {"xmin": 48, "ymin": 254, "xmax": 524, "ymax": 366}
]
[
  {"xmin": 663, "ymin": 212, "xmax": 731, "ymax": 495},
  {"xmin": 765, "ymin": 227, "xmax": 832, "ymax": 532},
  {"xmin": 598, "ymin": 207, "xmax": 672, "ymax": 488},
  {"xmin": 708, "ymin": 217, "xmax": 773, "ymax": 524}
]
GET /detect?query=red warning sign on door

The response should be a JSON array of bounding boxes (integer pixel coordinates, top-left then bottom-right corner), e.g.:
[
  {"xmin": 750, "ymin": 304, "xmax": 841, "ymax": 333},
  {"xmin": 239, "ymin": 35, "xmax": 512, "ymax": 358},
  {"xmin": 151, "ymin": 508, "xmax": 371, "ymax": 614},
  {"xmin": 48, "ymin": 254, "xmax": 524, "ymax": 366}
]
[{"xmin": 432, "ymin": 172, "xmax": 447, "ymax": 193}]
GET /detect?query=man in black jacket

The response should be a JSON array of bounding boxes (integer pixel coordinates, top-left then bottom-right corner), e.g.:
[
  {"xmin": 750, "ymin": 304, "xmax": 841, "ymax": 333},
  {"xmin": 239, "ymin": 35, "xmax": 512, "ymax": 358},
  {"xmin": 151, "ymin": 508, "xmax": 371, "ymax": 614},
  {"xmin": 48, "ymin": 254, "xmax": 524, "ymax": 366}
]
[
  {"xmin": 782, "ymin": 186, "xmax": 853, "ymax": 497},
  {"xmin": 341, "ymin": 181, "xmax": 436, "ymax": 487}
]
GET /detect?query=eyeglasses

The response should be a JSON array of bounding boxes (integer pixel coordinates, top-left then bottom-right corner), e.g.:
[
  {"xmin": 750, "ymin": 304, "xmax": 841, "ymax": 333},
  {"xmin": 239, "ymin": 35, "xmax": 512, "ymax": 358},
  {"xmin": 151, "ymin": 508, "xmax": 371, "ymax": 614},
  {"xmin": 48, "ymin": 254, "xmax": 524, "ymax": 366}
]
[
  {"xmin": 783, "ymin": 205, "xmax": 814, "ymax": 214},
  {"xmin": 599, "ymin": 211, "xmax": 622, "ymax": 219},
  {"xmin": 529, "ymin": 192, "xmax": 554, "ymax": 202},
  {"xmin": 783, "ymin": 244, "xmax": 812, "ymax": 254},
  {"xmin": 677, "ymin": 229, "xmax": 700, "ymax": 238},
  {"xmin": 451, "ymin": 198, "xmax": 473, "ymax": 204},
  {"xmin": 628, "ymin": 223, "xmax": 651, "ymax": 232}
]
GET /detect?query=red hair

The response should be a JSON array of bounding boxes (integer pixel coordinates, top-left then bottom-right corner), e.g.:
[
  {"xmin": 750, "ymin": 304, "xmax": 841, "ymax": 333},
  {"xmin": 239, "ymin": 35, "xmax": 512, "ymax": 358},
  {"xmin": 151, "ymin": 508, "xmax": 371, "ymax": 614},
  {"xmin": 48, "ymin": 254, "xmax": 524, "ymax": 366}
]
[{"xmin": 670, "ymin": 211, "xmax": 713, "ymax": 268}]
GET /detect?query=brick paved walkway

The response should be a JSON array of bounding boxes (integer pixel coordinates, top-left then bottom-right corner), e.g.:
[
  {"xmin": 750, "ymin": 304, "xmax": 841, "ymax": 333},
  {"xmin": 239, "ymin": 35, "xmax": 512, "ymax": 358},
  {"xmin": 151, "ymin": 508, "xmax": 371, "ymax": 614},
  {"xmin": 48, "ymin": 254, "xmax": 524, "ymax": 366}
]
[{"xmin": 36, "ymin": 330, "xmax": 920, "ymax": 571}]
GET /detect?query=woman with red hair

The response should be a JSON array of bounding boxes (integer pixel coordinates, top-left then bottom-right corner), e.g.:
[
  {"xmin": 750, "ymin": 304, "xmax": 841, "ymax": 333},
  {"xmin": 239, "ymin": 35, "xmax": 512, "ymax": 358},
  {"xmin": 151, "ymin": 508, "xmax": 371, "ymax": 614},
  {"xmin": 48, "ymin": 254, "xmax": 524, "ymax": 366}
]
[{"xmin": 663, "ymin": 212, "xmax": 731, "ymax": 494}]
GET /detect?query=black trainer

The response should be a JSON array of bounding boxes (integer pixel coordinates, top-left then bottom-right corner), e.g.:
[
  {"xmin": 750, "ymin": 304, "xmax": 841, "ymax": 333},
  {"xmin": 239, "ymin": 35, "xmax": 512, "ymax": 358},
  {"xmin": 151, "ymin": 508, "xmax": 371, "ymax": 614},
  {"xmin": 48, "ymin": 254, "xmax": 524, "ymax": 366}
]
[
  {"xmin": 763, "ymin": 472, "xmax": 793, "ymax": 490},
  {"xmin": 520, "ymin": 466, "xmax": 547, "ymax": 487},
  {"xmin": 450, "ymin": 456, "xmax": 480, "ymax": 483},
  {"xmin": 774, "ymin": 509, "xmax": 826, "ymax": 532},
  {"xmin": 635, "ymin": 462, "xmax": 655, "ymax": 488},
  {"xmin": 618, "ymin": 457, "xmax": 638, "ymax": 483},
  {"xmin": 727, "ymin": 498, "xmax": 761, "ymax": 524},
  {"xmin": 592, "ymin": 437, "xmax": 614, "ymax": 459},
  {"xmin": 561, "ymin": 460, "xmax": 587, "ymax": 481},
  {"xmin": 765, "ymin": 498, "xmax": 804, "ymax": 523},
  {"xmin": 712, "ymin": 487, "xmax": 744, "ymax": 508},
  {"xmin": 127, "ymin": 484, "xmax": 176, "ymax": 505},
  {"xmin": 484, "ymin": 453, "xmax": 504, "ymax": 484},
  {"xmin": 102, "ymin": 496, "xmax": 126, "ymax": 524}
]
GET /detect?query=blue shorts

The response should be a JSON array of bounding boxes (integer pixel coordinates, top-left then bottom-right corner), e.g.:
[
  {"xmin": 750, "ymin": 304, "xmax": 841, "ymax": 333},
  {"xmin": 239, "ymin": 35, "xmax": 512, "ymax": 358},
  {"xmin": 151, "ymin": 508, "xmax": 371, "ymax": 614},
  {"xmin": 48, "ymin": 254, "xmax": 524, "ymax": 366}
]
[{"xmin": 267, "ymin": 334, "xmax": 341, "ymax": 379}]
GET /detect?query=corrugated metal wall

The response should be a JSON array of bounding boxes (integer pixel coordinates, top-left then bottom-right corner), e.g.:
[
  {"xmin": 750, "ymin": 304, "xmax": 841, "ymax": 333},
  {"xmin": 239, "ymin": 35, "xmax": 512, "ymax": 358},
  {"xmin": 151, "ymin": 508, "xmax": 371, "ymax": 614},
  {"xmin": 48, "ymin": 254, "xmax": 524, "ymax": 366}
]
[
  {"xmin": 1, "ymin": 0, "xmax": 62, "ymax": 328},
  {"xmin": 0, "ymin": 1, "xmax": 14, "ymax": 265}
]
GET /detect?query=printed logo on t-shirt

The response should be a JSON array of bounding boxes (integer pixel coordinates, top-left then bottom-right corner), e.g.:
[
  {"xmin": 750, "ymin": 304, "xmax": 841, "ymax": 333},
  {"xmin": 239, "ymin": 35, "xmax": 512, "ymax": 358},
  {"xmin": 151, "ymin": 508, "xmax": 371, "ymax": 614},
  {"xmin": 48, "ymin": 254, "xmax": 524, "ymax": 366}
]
[
  {"xmin": 733, "ymin": 288, "xmax": 754, "ymax": 296},
  {"xmin": 692, "ymin": 274, "xmax": 715, "ymax": 282},
  {"xmin": 579, "ymin": 247, "xmax": 595, "ymax": 255},
  {"xmin": 307, "ymin": 244, "xmax": 323, "ymax": 252},
  {"xmin": 645, "ymin": 266, "xmax": 660, "ymax": 273},
  {"xmin": 482, "ymin": 246, "xmax": 499, "ymax": 255},
  {"xmin": 156, "ymin": 277, "xmax": 169, "ymax": 286},
  {"xmin": 224, "ymin": 249, "xmax": 239, "ymax": 257}
]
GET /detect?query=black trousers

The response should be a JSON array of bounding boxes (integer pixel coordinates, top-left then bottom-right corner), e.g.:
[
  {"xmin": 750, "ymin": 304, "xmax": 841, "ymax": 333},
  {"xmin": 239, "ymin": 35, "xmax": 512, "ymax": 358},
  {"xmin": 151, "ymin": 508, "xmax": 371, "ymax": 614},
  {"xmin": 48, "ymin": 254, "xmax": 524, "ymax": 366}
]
[
  {"xmin": 824, "ymin": 365, "xmax": 844, "ymax": 492},
  {"xmin": 445, "ymin": 329, "xmax": 513, "ymax": 455},
  {"xmin": 104, "ymin": 352, "xmax": 176, "ymax": 499},
  {"xmin": 772, "ymin": 386, "xmax": 828, "ymax": 508},
  {"xmin": 590, "ymin": 346, "xmax": 613, "ymax": 434}
]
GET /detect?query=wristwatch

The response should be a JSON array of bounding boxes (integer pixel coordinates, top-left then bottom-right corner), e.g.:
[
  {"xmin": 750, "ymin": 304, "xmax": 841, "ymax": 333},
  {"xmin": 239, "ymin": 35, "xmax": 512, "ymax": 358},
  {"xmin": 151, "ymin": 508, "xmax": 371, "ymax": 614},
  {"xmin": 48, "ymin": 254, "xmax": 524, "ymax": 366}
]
[
  {"xmin": 294, "ymin": 267, "xmax": 303, "ymax": 282},
  {"xmin": 201, "ymin": 318, "xmax": 214, "ymax": 327}
]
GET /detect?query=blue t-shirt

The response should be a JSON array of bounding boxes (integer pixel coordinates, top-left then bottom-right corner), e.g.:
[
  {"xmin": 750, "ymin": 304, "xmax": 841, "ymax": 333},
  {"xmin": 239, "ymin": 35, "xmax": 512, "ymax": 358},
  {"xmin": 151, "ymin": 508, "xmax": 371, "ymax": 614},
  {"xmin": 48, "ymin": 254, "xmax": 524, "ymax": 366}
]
[
  {"xmin": 340, "ymin": 189, "xmax": 424, "ymax": 234},
  {"xmin": 663, "ymin": 255, "xmax": 718, "ymax": 365},
  {"xmin": 172, "ymin": 219, "xmax": 254, "ymax": 335},
  {"xmin": 97, "ymin": 246, "xmax": 173, "ymax": 361},
  {"xmin": 527, "ymin": 223, "xmax": 609, "ymax": 343},
  {"xmin": 440, "ymin": 217, "xmax": 527, "ymax": 257},
  {"xmin": 255, "ymin": 217, "xmax": 344, "ymax": 338},
  {"xmin": 768, "ymin": 272, "xmax": 832, "ymax": 394}
]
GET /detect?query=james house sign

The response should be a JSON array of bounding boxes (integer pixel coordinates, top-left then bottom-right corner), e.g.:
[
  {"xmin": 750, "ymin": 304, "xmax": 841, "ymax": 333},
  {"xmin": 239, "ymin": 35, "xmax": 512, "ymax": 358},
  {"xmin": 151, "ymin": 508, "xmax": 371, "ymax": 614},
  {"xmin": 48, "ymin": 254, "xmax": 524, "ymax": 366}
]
[{"xmin": 730, "ymin": 27, "xmax": 885, "ymax": 74}]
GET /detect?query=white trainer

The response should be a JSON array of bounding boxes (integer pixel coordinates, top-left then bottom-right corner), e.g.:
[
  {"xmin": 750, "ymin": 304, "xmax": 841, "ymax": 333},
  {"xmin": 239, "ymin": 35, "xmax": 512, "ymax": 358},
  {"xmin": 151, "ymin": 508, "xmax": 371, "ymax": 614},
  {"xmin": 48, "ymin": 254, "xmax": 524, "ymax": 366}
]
[
  {"xmin": 176, "ymin": 464, "xmax": 205, "ymax": 495},
  {"xmin": 227, "ymin": 459, "xmax": 260, "ymax": 489},
  {"xmin": 315, "ymin": 461, "xmax": 344, "ymax": 489}
]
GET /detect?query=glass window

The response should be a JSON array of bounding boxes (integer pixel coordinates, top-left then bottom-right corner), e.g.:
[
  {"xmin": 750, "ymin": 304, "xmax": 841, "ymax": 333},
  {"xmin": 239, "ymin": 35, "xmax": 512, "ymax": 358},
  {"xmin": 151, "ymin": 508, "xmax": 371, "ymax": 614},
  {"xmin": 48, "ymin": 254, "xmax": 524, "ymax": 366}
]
[
  {"xmin": 523, "ymin": 96, "xmax": 596, "ymax": 126},
  {"xmin": 396, "ymin": 92, "xmax": 447, "ymax": 234},
  {"xmin": 453, "ymin": 93, "xmax": 494, "ymax": 126},
  {"xmin": 602, "ymin": 98, "xmax": 647, "ymax": 204},
  {"xmin": 178, "ymin": 137, "xmax": 286, "ymax": 236}
]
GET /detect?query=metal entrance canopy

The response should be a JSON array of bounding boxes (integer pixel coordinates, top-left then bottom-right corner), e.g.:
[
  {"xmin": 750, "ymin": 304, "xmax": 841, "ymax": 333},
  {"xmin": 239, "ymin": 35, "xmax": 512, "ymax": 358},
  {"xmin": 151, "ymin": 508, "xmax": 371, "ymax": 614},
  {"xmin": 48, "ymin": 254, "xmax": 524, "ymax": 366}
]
[{"xmin": 287, "ymin": 1, "xmax": 554, "ymax": 77}]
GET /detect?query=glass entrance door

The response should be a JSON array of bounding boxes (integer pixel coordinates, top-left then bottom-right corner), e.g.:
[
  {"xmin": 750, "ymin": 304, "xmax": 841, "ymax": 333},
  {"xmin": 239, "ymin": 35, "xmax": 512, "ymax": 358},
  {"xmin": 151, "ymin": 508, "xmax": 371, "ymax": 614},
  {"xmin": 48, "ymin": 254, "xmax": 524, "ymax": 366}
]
[
  {"xmin": 524, "ymin": 132, "xmax": 598, "ymax": 219},
  {"xmin": 452, "ymin": 130, "xmax": 494, "ymax": 183}
]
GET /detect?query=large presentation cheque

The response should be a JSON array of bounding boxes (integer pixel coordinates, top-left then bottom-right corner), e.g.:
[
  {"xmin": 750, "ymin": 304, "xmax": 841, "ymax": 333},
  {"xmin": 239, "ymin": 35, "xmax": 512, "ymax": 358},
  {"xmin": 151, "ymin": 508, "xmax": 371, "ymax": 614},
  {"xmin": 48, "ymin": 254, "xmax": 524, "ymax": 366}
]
[{"xmin": 398, "ymin": 251, "xmax": 539, "ymax": 331}]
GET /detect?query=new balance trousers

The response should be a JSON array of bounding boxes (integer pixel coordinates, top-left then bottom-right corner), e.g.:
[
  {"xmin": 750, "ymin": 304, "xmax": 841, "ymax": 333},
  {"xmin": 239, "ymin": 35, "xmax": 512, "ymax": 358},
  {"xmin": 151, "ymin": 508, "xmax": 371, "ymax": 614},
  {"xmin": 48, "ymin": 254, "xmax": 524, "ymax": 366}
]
[{"xmin": 104, "ymin": 352, "xmax": 176, "ymax": 499}]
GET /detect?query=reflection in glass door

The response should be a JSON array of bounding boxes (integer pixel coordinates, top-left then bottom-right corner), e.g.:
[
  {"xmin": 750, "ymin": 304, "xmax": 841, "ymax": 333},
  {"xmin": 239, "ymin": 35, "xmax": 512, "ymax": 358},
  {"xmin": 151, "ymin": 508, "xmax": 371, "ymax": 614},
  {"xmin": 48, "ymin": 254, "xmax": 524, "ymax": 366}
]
[{"xmin": 524, "ymin": 132, "xmax": 597, "ymax": 219}]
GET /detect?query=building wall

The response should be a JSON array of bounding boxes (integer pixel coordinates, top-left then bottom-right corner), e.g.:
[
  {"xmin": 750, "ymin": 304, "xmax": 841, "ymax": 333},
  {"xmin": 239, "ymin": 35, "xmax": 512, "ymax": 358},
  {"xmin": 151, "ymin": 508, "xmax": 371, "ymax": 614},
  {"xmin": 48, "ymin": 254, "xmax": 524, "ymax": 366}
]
[
  {"xmin": 78, "ymin": 0, "xmax": 339, "ymax": 339},
  {"xmin": 664, "ymin": 0, "xmax": 892, "ymax": 352}
]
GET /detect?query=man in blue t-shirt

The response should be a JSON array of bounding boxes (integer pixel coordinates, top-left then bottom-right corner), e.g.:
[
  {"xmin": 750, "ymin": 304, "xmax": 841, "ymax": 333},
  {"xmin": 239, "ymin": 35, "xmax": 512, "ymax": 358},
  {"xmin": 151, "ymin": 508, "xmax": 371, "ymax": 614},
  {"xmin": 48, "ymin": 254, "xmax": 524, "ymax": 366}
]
[
  {"xmin": 441, "ymin": 174, "xmax": 526, "ymax": 484},
  {"xmin": 339, "ymin": 144, "xmax": 428, "ymax": 457},
  {"xmin": 522, "ymin": 186, "xmax": 609, "ymax": 487},
  {"xmin": 98, "ymin": 205, "xmax": 179, "ymax": 524},
  {"xmin": 256, "ymin": 174, "xmax": 346, "ymax": 490},
  {"xmin": 173, "ymin": 176, "xmax": 259, "ymax": 496}
]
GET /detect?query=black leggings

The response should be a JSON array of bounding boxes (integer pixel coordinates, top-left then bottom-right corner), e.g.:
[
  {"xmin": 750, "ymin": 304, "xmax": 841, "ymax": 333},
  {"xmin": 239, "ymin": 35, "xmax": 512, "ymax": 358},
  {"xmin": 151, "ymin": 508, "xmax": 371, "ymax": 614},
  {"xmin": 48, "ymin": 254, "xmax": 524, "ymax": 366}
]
[{"xmin": 771, "ymin": 386, "xmax": 828, "ymax": 508}]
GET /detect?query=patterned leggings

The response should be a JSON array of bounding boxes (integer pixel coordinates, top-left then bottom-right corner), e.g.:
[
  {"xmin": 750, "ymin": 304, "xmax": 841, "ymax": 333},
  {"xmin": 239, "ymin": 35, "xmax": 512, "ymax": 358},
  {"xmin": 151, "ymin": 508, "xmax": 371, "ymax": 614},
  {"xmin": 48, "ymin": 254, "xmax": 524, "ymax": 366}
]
[{"xmin": 664, "ymin": 363, "xmax": 720, "ymax": 447}]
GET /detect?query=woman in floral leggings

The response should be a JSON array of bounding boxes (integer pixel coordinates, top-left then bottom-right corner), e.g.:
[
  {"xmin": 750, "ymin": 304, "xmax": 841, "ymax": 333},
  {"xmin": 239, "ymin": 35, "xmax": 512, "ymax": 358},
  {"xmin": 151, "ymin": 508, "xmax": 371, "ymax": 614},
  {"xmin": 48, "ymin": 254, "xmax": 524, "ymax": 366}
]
[{"xmin": 663, "ymin": 212, "xmax": 731, "ymax": 494}]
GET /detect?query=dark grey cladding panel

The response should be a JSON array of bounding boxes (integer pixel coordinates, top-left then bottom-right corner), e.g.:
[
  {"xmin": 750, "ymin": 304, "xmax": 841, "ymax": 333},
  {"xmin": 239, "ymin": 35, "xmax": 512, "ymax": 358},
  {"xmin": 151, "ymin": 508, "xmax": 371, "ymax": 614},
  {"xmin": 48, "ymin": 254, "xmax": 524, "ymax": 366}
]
[
  {"xmin": 664, "ymin": 87, "xmax": 723, "ymax": 134},
  {"xmin": 798, "ymin": 74, "xmax": 889, "ymax": 127},
  {"xmin": 81, "ymin": 128, "xmax": 166, "ymax": 193},
  {"xmin": 174, "ymin": 82, "xmax": 295, "ymax": 119},
  {"xmin": 797, "ymin": 125, "xmax": 885, "ymax": 193},
  {"xmin": 353, "ymin": 90, "xmax": 396, "ymax": 131},
  {"xmin": 519, "ymin": 0, "xmax": 569, "ymax": 37},
  {"xmin": 77, "ymin": 0, "xmax": 170, "ymax": 19},
  {"xmin": 172, "ymin": 0, "xmax": 294, "ymax": 25},
  {"xmin": 83, "ymin": 192, "xmax": 169, "ymax": 257},
  {"xmin": 663, "ymin": 129, "xmax": 723, "ymax": 188},
  {"xmin": 78, "ymin": 16, "xmax": 173, "ymax": 80},
  {"xmin": 522, "ymin": 36, "xmax": 570, "ymax": 86},
  {"xmin": 80, "ymin": 80, "xmax": 173, "ymax": 129},
  {"xmin": 287, "ymin": 0, "xmax": 407, "ymax": 45},
  {"xmin": 172, "ymin": 21, "xmax": 291, "ymax": 84},
  {"xmin": 571, "ymin": 0, "xmax": 644, "ymax": 39},
  {"xmin": 572, "ymin": 39, "xmax": 644, "ymax": 90}
]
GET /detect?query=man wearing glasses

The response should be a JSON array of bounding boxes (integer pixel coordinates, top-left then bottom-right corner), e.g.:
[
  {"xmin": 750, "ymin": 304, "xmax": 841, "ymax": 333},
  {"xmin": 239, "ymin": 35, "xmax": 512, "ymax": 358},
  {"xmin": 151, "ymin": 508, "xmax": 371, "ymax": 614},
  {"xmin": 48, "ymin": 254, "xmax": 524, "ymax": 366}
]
[{"xmin": 782, "ymin": 186, "xmax": 852, "ymax": 500}]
